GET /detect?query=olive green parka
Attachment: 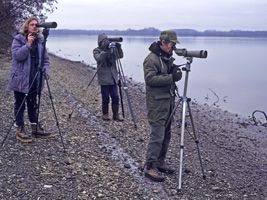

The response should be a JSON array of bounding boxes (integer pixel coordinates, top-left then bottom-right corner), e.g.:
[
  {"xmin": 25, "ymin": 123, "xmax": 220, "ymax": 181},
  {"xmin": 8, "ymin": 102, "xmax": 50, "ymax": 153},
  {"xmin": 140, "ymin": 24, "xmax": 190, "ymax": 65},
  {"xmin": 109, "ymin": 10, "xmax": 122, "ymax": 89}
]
[{"xmin": 143, "ymin": 41, "xmax": 182, "ymax": 126}]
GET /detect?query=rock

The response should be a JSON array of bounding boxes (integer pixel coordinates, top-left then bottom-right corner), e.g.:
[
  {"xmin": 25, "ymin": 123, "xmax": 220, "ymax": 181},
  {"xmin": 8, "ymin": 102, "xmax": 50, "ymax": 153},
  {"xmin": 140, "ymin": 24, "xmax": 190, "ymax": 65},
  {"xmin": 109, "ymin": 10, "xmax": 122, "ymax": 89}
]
[
  {"xmin": 212, "ymin": 186, "xmax": 223, "ymax": 192},
  {"xmin": 124, "ymin": 163, "xmax": 131, "ymax": 169},
  {"xmin": 44, "ymin": 185, "xmax": 53, "ymax": 189},
  {"xmin": 97, "ymin": 193, "xmax": 105, "ymax": 198}
]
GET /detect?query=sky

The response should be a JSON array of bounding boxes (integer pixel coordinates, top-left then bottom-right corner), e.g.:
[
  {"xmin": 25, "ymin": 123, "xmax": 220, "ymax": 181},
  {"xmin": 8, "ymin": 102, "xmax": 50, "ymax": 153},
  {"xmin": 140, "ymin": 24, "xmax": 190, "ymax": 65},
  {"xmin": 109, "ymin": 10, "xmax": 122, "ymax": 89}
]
[{"xmin": 46, "ymin": 0, "xmax": 267, "ymax": 31}]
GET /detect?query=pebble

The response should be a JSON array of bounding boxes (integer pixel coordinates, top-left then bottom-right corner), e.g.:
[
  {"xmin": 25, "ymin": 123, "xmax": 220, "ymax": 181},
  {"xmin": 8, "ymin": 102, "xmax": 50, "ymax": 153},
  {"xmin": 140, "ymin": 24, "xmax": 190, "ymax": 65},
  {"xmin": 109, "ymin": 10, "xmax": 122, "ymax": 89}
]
[
  {"xmin": 44, "ymin": 185, "xmax": 53, "ymax": 189},
  {"xmin": 124, "ymin": 163, "xmax": 131, "ymax": 169}
]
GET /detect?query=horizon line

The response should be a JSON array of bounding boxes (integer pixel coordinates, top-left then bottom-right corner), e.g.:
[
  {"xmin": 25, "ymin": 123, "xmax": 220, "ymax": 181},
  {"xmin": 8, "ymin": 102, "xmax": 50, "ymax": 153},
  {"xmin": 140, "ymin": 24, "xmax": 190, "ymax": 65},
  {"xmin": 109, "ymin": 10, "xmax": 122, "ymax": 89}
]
[{"xmin": 51, "ymin": 28, "xmax": 267, "ymax": 32}]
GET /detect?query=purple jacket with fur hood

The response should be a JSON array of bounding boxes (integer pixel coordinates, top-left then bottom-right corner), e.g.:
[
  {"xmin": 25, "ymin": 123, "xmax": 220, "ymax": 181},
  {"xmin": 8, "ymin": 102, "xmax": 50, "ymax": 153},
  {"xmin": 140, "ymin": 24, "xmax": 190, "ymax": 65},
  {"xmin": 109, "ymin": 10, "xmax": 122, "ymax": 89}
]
[{"xmin": 8, "ymin": 32, "xmax": 49, "ymax": 93}]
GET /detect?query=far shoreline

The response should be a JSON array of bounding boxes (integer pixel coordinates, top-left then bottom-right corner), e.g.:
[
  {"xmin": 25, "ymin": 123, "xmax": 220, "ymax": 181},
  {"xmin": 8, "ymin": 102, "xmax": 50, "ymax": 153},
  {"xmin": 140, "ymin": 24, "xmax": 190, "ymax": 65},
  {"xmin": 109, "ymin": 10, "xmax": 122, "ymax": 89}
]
[{"xmin": 49, "ymin": 28, "xmax": 267, "ymax": 38}]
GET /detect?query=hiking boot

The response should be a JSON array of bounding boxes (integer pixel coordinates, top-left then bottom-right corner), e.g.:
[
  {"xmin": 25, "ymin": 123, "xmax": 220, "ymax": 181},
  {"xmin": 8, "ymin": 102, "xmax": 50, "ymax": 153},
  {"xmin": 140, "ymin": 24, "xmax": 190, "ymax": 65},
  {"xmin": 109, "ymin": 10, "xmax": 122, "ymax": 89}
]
[
  {"xmin": 31, "ymin": 123, "xmax": 51, "ymax": 138},
  {"xmin": 113, "ymin": 114, "xmax": 124, "ymax": 121},
  {"xmin": 16, "ymin": 126, "xmax": 33, "ymax": 143},
  {"xmin": 112, "ymin": 104, "xmax": 123, "ymax": 121},
  {"xmin": 157, "ymin": 163, "xmax": 175, "ymax": 174},
  {"xmin": 144, "ymin": 168, "xmax": 165, "ymax": 182},
  {"xmin": 102, "ymin": 104, "xmax": 110, "ymax": 121},
  {"xmin": 102, "ymin": 114, "xmax": 110, "ymax": 121}
]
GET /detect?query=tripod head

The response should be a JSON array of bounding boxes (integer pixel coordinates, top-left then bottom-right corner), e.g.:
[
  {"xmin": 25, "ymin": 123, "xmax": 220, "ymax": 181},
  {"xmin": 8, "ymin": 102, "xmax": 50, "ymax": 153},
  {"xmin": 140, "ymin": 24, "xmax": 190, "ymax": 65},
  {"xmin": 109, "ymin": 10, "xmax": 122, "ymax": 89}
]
[{"xmin": 179, "ymin": 57, "xmax": 193, "ymax": 73}]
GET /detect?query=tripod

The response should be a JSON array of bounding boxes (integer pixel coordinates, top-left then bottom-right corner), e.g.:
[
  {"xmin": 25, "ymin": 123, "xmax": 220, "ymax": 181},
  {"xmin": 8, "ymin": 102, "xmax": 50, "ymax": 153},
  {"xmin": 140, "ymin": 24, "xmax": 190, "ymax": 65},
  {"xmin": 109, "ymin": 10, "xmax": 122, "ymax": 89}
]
[
  {"xmin": 110, "ymin": 44, "xmax": 137, "ymax": 128},
  {"xmin": 1, "ymin": 28, "xmax": 66, "ymax": 152},
  {"xmin": 167, "ymin": 57, "xmax": 206, "ymax": 190},
  {"xmin": 86, "ymin": 69, "xmax": 98, "ymax": 89}
]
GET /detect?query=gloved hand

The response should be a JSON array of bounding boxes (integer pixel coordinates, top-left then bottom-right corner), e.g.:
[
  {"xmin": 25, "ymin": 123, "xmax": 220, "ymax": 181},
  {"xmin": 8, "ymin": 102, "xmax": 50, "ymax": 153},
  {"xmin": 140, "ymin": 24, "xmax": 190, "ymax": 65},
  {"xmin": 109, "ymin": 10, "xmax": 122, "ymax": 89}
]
[
  {"xmin": 108, "ymin": 42, "xmax": 116, "ymax": 48},
  {"xmin": 172, "ymin": 64, "xmax": 182, "ymax": 82}
]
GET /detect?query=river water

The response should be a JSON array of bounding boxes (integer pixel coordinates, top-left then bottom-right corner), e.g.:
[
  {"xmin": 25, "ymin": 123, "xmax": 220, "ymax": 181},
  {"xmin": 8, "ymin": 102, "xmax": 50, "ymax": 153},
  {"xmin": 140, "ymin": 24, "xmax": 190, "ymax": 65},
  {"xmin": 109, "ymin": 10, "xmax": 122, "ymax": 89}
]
[{"xmin": 47, "ymin": 34, "xmax": 267, "ymax": 118}]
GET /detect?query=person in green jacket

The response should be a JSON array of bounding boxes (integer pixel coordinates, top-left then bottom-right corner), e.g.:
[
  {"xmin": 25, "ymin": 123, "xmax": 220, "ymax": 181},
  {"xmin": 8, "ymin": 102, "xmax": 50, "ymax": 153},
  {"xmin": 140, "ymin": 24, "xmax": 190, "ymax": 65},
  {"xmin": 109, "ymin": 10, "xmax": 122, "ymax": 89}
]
[
  {"xmin": 143, "ymin": 30, "xmax": 182, "ymax": 182},
  {"xmin": 93, "ymin": 33, "xmax": 124, "ymax": 121}
]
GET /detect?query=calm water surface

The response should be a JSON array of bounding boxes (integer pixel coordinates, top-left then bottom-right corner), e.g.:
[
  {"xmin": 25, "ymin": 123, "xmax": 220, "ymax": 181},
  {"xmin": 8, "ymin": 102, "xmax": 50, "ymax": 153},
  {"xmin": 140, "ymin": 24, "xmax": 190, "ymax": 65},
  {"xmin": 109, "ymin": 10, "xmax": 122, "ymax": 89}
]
[{"xmin": 47, "ymin": 35, "xmax": 267, "ymax": 117}]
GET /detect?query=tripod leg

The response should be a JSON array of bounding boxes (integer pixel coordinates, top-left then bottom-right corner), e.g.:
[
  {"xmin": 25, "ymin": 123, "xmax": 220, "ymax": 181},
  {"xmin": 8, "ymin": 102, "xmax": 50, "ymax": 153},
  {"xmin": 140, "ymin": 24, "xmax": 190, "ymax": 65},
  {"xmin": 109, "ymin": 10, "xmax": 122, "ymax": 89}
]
[
  {"xmin": 118, "ymin": 80, "xmax": 125, "ymax": 118},
  {"xmin": 86, "ymin": 69, "xmax": 98, "ymax": 89},
  {"xmin": 123, "ymin": 86, "xmax": 137, "ymax": 128},
  {"xmin": 114, "ymin": 49, "xmax": 137, "ymax": 128},
  {"xmin": 1, "ymin": 122, "xmax": 15, "ymax": 147},
  {"xmin": 44, "ymin": 74, "xmax": 66, "ymax": 152},
  {"xmin": 36, "ymin": 90, "xmax": 42, "ymax": 126},
  {"xmin": 187, "ymin": 101, "xmax": 206, "ymax": 179},
  {"xmin": 166, "ymin": 97, "xmax": 182, "ymax": 128},
  {"xmin": 1, "ymin": 93, "xmax": 29, "ymax": 147},
  {"xmin": 178, "ymin": 97, "xmax": 187, "ymax": 190}
]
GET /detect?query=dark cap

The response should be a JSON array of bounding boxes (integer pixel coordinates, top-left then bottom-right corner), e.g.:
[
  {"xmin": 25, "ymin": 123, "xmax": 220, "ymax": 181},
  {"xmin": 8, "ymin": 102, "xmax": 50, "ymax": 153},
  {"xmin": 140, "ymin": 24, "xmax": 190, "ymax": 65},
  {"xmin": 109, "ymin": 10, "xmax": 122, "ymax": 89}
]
[{"xmin": 159, "ymin": 30, "xmax": 179, "ymax": 44}]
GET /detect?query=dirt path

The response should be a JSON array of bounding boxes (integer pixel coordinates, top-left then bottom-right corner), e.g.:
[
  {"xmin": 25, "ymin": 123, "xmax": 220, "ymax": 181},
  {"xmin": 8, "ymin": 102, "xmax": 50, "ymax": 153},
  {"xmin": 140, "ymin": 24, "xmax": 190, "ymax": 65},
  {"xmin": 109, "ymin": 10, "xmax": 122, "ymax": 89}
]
[{"xmin": 0, "ymin": 53, "xmax": 266, "ymax": 199}]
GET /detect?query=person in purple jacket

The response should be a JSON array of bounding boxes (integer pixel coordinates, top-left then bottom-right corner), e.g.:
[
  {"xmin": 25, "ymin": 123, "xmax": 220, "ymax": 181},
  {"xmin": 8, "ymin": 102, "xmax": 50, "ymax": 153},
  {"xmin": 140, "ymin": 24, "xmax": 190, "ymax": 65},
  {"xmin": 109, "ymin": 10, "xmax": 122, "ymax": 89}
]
[{"xmin": 8, "ymin": 16, "xmax": 51, "ymax": 143}]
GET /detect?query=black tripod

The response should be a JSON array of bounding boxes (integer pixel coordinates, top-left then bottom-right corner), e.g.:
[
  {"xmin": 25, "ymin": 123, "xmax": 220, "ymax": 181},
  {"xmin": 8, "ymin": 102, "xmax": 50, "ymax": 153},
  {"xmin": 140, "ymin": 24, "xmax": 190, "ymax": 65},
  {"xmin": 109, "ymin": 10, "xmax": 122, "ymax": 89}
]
[
  {"xmin": 167, "ymin": 57, "xmax": 206, "ymax": 190},
  {"xmin": 1, "ymin": 28, "xmax": 66, "ymax": 152},
  {"xmin": 109, "ymin": 44, "xmax": 137, "ymax": 128}
]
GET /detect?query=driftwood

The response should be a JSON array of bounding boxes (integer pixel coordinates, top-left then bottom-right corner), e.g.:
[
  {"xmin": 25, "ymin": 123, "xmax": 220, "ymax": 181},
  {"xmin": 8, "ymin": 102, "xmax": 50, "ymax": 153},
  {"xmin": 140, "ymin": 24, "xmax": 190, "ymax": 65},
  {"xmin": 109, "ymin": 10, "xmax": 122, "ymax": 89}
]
[{"xmin": 252, "ymin": 110, "xmax": 267, "ymax": 127}]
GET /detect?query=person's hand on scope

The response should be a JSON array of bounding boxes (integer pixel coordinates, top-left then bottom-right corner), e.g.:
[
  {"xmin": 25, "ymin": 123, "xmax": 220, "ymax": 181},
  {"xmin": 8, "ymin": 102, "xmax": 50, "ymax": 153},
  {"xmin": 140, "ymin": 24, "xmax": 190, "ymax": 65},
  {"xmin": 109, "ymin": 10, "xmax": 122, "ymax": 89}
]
[
  {"xmin": 172, "ymin": 64, "xmax": 182, "ymax": 82},
  {"xmin": 108, "ymin": 42, "xmax": 116, "ymax": 48}
]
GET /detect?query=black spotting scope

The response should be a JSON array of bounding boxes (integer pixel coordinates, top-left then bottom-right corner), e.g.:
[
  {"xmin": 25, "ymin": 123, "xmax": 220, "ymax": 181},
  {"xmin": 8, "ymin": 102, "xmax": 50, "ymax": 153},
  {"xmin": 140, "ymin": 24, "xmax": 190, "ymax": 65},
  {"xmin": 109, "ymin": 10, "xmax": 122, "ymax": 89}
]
[
  {"xmin": 37, "ymin": 22, "xmax": 57, "ymax": 29},
  {"xmin": 174, "ymin": 47, "xmax": 208, "ymax": 58},
  {"xmin": 108, "ymin": 37, "xmax": 123, "ymax": 42}
]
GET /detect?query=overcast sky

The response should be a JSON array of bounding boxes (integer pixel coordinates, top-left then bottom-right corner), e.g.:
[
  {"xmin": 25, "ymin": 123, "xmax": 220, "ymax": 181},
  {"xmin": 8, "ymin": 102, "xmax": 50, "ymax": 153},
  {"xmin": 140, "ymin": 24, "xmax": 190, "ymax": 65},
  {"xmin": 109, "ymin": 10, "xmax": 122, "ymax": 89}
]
[{"xmin": 46, "ymin": 0, "xmax": 267, "ymax": 31}]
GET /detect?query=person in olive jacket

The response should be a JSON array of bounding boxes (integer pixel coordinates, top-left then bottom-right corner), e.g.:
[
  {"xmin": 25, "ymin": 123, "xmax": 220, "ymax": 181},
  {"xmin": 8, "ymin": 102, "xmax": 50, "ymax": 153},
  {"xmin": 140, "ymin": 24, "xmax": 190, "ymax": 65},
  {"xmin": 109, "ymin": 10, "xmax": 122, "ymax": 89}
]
[
  {"xmin": 93, "ymin": 33, "xmax": 124, "ymax": 121},
  {"xmin": 8, "ymin": 16, "xmax": 51, "ymax": 143},
  {"xmin": 143, "ymin": 30, "xmax": 182, "ymax": 182}
]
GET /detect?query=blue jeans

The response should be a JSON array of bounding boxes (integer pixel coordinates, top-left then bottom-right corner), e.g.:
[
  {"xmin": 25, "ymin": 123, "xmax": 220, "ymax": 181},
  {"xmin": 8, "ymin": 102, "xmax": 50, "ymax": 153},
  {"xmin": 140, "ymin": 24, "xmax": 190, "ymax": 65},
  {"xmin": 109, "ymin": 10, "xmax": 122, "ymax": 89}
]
[
  {"xmin": 14, "ymin": 91, "xmax": 38, "ymax": 127},
  {"xmin": 100, "ymin": 85, "xmax": 119, "ymax": 106}
]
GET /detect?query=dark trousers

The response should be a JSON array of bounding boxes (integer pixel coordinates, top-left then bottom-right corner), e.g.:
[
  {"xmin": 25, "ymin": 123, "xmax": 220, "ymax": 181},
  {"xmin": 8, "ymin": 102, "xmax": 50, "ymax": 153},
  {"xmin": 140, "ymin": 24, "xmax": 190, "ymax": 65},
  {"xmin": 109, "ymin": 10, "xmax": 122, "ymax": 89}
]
[
  {"xmin": 146, "ymin": 122, "xmax": 172, "ymax": 168},
  {"xmin": 100, "ymin": 85, "xmax": 119, "ymax": 106},
  {"xmin": 14, "ymin": 91, "xmax": 38, "ymax": 127}
]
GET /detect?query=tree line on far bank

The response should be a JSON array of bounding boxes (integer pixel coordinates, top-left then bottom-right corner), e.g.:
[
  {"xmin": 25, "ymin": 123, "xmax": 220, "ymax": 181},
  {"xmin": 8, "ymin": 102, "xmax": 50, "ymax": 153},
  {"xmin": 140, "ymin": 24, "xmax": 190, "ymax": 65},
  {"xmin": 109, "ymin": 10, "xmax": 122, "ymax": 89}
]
[
  {"xmin": 50, "ymin": 28, "xmax": 267, "ymax": 38},
  {"xmin": 0, "ymin": 0, "xmax": 57, "ymax": 54}
]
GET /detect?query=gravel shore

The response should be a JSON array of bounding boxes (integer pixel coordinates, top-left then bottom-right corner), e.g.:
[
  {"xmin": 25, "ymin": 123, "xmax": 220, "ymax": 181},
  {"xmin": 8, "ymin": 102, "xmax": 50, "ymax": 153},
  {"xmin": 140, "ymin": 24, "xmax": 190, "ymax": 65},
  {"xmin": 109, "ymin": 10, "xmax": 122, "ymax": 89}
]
[{"xmin": 0, "ymin": 53, "xmax": 266, "ymax": 199}]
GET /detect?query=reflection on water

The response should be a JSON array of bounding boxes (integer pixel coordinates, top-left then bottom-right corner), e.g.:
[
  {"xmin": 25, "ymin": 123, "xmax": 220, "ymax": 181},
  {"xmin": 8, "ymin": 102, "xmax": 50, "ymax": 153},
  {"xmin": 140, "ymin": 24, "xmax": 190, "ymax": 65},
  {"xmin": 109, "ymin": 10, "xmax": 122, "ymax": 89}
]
[{"xmin": 47, "ymin": 34, "xmax": 267, "ymax": 117}]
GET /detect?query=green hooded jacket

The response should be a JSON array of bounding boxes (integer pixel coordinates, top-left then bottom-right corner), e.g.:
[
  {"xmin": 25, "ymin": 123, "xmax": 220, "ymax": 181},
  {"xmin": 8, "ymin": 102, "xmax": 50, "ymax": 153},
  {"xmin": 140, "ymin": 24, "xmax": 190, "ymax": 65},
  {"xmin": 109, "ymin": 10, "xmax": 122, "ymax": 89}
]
[{"xmin": 143, "ymin": 41, "xmax": 182, "ymax": 126}]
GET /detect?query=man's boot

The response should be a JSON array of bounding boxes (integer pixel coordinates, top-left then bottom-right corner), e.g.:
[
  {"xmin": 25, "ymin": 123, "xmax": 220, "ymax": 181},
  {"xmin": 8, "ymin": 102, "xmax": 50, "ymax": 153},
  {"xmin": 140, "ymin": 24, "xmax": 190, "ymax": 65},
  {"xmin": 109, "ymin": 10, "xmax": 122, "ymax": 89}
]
[
  {"xmin": 112, "ymin": 104, "xmax": 123, "ymax": 121},
  {"xmin": 144, "ymin": 165, "xmax": 165, "ymax": 182},
  {"xmin": 157, "ymin": 162, "xmax": 175, "ymax": 174},
  {"xmin": 102, "ymin": 104, "xmax": 110, "ymax": 121},
  {"xmin": 15, "ymin": 125, "xmax": 33, "ymax": 143},
  {"xmin": 31, "ymin": 123, "xmax": 51, "ymax": 138}
]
